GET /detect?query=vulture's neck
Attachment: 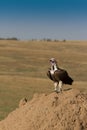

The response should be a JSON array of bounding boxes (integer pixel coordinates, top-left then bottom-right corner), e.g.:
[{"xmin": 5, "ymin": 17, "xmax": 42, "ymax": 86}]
[
  {"xmin": 50, "ymin": 64, "xmax": 59, "ymax": 74},
  {"xmin": 51, "ymin": 64, "xmax": 59, "ymax": 71}
]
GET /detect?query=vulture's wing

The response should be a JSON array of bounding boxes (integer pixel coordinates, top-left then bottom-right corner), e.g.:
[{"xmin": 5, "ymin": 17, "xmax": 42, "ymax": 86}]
[
  {"xmin": 54, "ymin": 69, "xmax": 73, "ymax": 85},
  {"xmin": 54, "ymin": 69, "xmax": 68, "ymax": 81}
]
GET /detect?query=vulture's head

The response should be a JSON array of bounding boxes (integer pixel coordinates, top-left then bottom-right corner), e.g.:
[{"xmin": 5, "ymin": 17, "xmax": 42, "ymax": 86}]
[{"xmin": 50, "ymin": 58, "xmax": 57, "ymax": 66}]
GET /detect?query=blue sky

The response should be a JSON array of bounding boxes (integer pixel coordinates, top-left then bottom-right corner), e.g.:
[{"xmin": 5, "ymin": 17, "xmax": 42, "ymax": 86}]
[{"xmin": 0, "ymin": 0, "xmax": 87, "ymax": 40}]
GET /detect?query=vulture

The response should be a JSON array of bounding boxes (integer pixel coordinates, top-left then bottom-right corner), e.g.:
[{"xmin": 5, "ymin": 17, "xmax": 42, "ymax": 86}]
[{"xmin": 47, "ymin": 58, "xmax": 73, "ymax": 92}]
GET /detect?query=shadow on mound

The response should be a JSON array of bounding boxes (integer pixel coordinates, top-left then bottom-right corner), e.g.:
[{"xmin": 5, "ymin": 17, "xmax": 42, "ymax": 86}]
[{"xmin": 63, "ymin": 87, "xmax": 72, "ymax": 91}]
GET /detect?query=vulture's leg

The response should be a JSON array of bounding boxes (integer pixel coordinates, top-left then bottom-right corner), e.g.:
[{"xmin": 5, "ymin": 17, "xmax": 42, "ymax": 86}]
[
  {"xmin": 54, "ymin": 82, "xmax": 58, "ymax": 92},
  {"xmin": 58, "ymin": 80, "xmax": 63, "ymax": 92}
]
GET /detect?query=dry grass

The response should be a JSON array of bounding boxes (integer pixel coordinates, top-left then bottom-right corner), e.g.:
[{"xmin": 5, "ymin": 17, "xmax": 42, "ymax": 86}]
[{"xmin": 0, "ymin": 40, "xmax": 87, "ymax": 120}]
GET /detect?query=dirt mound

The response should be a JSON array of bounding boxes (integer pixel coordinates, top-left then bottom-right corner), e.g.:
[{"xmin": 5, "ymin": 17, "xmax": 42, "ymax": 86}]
[{"xmin": 0, "ymin": 89, "xmax": 87, "ymax": 130}]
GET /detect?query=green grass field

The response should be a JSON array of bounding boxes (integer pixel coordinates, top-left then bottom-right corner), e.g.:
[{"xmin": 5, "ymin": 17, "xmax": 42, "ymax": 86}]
[{"xmin": 0, "ymin": 40, "xmax": 87, "ymax": 120}]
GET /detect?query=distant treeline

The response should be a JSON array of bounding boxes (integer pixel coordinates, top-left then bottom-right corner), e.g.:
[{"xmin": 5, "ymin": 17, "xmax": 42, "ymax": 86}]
[
  {"xmin": 0, "ymin": 37, "xmax": 66, "ymax": 42},
  {"xmin": 0, "ymin": 37, "xmax": 18, "ymax": 40},
  {"xmin": 32, "ymin": 38, "xmax": 66, "ymax": 42},
  {"xmin": 43, "ymin": 38, "xmax": 66, "ymax": 42}
]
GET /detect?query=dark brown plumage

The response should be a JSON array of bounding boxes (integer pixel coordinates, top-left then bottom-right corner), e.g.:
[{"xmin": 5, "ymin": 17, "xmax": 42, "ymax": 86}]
[{"xmin": 47, "ymin": 68, "xmax": 73, "ymax": 85}]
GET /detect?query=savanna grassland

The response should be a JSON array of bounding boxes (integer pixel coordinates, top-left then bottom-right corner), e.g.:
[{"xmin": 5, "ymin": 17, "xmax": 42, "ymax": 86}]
[{"xmin": 0, "ymin": 40, "xmax": 87, "ymax": 120}]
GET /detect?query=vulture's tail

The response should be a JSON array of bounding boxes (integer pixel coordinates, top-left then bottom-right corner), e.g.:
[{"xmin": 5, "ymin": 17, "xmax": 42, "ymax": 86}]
[{"xmin": 64, "ymin": 76, "xmax": 74, "ymax": 85}]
